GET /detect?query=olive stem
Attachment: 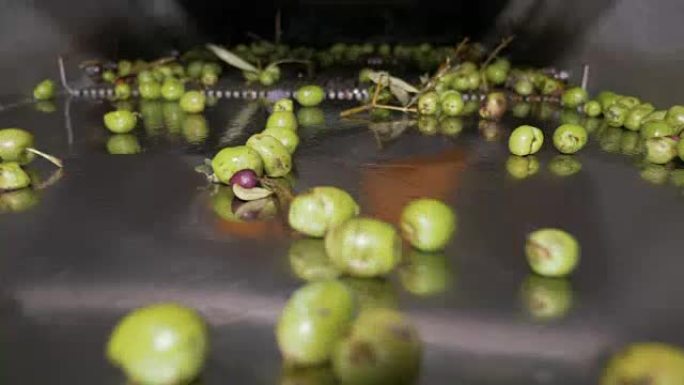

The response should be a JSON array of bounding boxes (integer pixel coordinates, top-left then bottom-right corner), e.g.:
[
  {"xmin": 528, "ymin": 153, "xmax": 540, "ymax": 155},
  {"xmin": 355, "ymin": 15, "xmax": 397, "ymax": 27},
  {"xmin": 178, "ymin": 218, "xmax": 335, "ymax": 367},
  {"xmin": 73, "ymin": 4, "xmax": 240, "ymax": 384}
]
[
  {"xmin": 480, "ymin": 35, "xmax": 515, "ymax": 92},
  {"xmin": 26, "ymin": 148, "xmax": 64, "ymax": 168},
  {"xmin": 580, "ymin": 64, "xmax": 590, "ymax": 91},
  {"xmin": 374, "ymin": 104, "xmax": 417, "ymax": 113},
  {"xmin": 340, "ymin": 104, "xmax": 372, "ymax": 118},
  {"xmin": 452, "ymin": 37, "xmax": 470, "ymax": 60}
]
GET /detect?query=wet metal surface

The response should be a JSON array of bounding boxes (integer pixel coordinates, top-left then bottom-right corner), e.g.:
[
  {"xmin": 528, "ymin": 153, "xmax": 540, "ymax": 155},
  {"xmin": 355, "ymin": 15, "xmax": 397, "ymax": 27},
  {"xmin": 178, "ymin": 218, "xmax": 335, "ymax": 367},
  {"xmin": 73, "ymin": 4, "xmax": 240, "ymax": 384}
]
[{"xmin": 2, "ymin": 96, "xmax": 684, "ymax": 384}]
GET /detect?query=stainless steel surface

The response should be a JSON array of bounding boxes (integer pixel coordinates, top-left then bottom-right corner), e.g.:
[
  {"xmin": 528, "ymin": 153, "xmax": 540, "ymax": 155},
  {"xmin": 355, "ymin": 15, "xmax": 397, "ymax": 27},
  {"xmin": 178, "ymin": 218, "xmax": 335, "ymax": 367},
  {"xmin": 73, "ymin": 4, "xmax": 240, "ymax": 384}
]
[{"xmin": 2, "ymin": 96, "xmax": 684, "ymax": 384}]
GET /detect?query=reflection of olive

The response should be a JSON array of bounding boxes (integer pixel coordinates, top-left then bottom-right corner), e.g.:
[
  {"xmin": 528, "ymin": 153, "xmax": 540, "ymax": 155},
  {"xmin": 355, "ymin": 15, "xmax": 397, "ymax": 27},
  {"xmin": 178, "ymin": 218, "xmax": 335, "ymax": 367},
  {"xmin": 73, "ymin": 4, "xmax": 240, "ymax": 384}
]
[
  {"xmin": 520, "ymin": 275, "xmax": 573, "ymax": 321},
  {"xmin": 163, "ymin": 102, "xmax": 185, "ymax": 135},
  {"xmin": 106, "ymin": 134, "xmax": 142, "ymax": 155},
  {"xmin": 506, "ymin": 155, "xmax": 540, "ymax": 179},
  {"xmin": 333, "ymin": 309, "xmax": 422, "ymax": 385},
  {"xmin": 139, "ymin": 100, "xmax": 164, "ymax": 136},
  {"xmin": 280, "ymin": 366, "xmax": 337, "ymax": 385},
  {"xmin": 399, "ymin": 251, "xmax": 453, "ymax": 297},
  {"xmin": 297, "ymin": 107, "xmax": 325, "ymax": 128},
  {"xmin": 182, "ymin": 114, "xmax": 209, "ymax": 144},
  {"xmin": 600, "ymin": 343, "xmax": 684, "ymax": 385},
  {"xmin": 0, "ymin": 188, "xmax": 39, "ymax": 213},
  {"xmin": 417, "ymin": 115, "xmax": 438, "ymax": 135},
  {"xmin": 288, "ymin": 238, "xmax": 341, "ymax": 282},
  {"xmin": 34, "ymin": 101, "xmax": 57, "ymax": 113},
  {"xmin": 342, "ymin": 277, "xmax": 398, "ymax": 311},
  {"xmin": 548, "ymin": 155, "xmax": 582, "ymax": 177},
  {"xmin": 210, "ymin": 186, "xmax": 240, "ymax": 222}
]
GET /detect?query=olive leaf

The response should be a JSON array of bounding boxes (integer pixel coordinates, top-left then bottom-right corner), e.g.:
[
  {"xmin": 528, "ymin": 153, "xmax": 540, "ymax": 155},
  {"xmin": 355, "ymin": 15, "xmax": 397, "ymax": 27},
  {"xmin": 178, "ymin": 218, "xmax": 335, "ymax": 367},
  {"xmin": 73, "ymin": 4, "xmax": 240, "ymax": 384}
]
[
  {"xmin": 389, "ymin": 83, "xmax": 410, "ymax": 106},
  {"xmin": 206, "ymin": 44, "xmax": 259, "ymax": 73},
  {"xmin": 232, "ymin": 184, "xmax": 273, "ymax": 201},
  {"xmin": 367, "ymin": 71, "xmax": 419, "ymax": 94}
]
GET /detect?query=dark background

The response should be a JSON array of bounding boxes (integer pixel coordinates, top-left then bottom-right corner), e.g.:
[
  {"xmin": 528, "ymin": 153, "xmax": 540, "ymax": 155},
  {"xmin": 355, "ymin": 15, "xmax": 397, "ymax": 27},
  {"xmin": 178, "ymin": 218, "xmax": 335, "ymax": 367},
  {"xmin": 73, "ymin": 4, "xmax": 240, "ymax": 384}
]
[{"xmin": 0, "ymin": 0, "xmax": 683, "ymax": 105}]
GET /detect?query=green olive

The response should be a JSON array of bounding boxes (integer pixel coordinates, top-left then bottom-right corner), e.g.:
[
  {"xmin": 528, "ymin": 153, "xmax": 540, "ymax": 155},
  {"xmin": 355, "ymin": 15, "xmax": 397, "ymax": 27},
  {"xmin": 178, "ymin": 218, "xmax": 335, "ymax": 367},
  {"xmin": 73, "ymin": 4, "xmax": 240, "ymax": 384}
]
[
  {"xmin": 0, "ymin": 128, "xmax": 35, "ymax": 164},
  {"xmin": 509, "ymin": 125, "xmax": 544, "ymax": 156},
  {"xmin": 644, "ymin": 137, "xmax": 678, "ymax": 164},
  {"xmin": 665, "ymin": 105, "xmax": 684, "ymax": 133},
  {"xmin": 541, "ymin": 78, "xmax": 562, "ymax": 95},
  {"xmin": 186, "ymin": 61, "xmax": 204, "ymax": 79},
  {"xmin": 262, "ymin": 127, "xmax": 299, "ymax": 154},
  {"xmin": 325, "ymin": 217, "xmax": 402, "ymax": 277},
  {"xmin": 560, "ymin": 87, "xmax": 588, "ymax": 108},
  {"xmin": 417, "ymin": 92, "xmax": 439, "ymax": 115},
  {"xmin": 182, "ymin": 114, "xmax": 209, "ymax": 144},
  {"xmin": 358, "ymin": 68, "xmax": 373, "ymax": 84},
  {"xmin": 583, "ymin": 100, "xmax": 602, "ymax": 117},
  {"xmin": 246, "ymin": 134, "xmax": 292, "ymax": 177},
  {"xmin": 138, "ymin": 81, "xmax": 161, "ymax": 99},
  {"xmin": 520, "ymin": 276, "xmax": 573, "ymax": 321},
  {"xmin": 161, "ymin": 78, "xmax": 185, "ymax": 101},
  {"xmin": 0, "ymin": 188, "xmax": 39, "ymax": 213},
  {"xmin": 620, "ymin": 131, "xmax": 642, "ymax": 156},
  {"xmin": 201, "ymin": 69, "xmax": 218, "ymax": 86},
  {"xmin": 259, "ymin": 71, "xmax": 276, "ymax": 86},
  {"xmin": 106, "ymin": 134, "xmax": 142, "ymax": 155},
  {"xmin": 439, "ymin": 117, "xmax": 463, "ymax": 137},
  {"xmin": 209, "ymin": 186, "xmax": 241, "ymax": 222},
  {"xmin": 114, "ymin": 82, "xmax": 131, "ymax": 100},
  {"xmin": 479, "ymin": 92, "xmax": 507, "ymax": 121},
  {"xmin": 332, "ymin": 308, "xmax": 421, "ymax": 385},
  {"xmin": 600, "ymin": 343, "xmax": 684, "ymax": 385},
  {"xmin": 552, "ymin": 123, "xmax": 587, "ymax": 154},
  {"xmin": 163, "ymin": 102, "xmax": 185, "ymax": 134},
  {"xmin": 399, "ymin": 251, "xmax": 452, "ymax": 297},
  {"xmin": 103, "ymin": 110, "xmax": 137, "ymax": 134},
  {"xmin": 485, "ymin": 63, "xmax": 508, "ymax": 85},
  {"xmin": 154, "ymin": 65, "xmax": 173, "ymax": 80},
  {"xmin": 506, "ymin": 155, "xmax": 540, "ymax": 179},
  {"xmin": 0, "ymin": 162, "xmax": 31, "ymax": 191},
  {"xmin": 605, "ymin": 104, "xmax": 629, "ymax": 127},
  {"xmin": 514, "ymin": 79, "xmax": 534, "ymax": 96},
  {"xmin": 400, "ymin": 198, "xmax": 456, "ymax": 252},
  {"xmin": 33, "ymin": 79, "xmax": 56, "ymax": 100},
  {"xmin": 137, "ymin": 70, "xmax": 155, "ymax": 83},
  {"xmin": 641, "ymin": 120, "xmax": 676, "ymax": 139},
  {"xmin": 179, "ymin": 91, "xmax": 206, "ymax": 113},
  {"xmin": 440, "ymin": 91, "xmax": 464, "ymax": 117},
  {"xmin": 211, "ymin": 146, "xmax": 264, "ymax": 184},
  {"xmin": 266, "ymin": 111, "xmax": 298, "ymax": 131},
  {"xmin": 273, "ymin": 98, "xmax": 294, "ymax": 112},
  {"xmin": 525, "ymin": 228, "xmax": 580, "ymax": 277},
  {"xmin": 341, "ymin": 277, "xmax": 398, "ymax": 312},
  {"xmin": 106, "ymin": 303, "xmax": 208, "ymax": 385},
  {"xmin": 450, "ymin": 72, "xmax": 470, "ymax": 91},
  {"xmin": 640, "ymin": 164, "xmax": 670, "ymax": 185},
  {"xmin": 465, "ymin": 71, "xmax": 480, "ymax": 90},
  {"xmin": 288, "ymin": 186, "xmax": 359, "ymax": 237},
  {"xmin": 102, "ymin": 70, "xmax": 116, "ymax": 83},
  {"xmin": 597, "ymin": 91, "xmax": 619, "ymax": 111},
  {"xmin": 624, "ymin": 103, "xmax": 655, "ymax": 131},
  {"xmin": 295, "ymin": 85, "xmax": 325, "ymax": 107},
  {"xmin": 117, "ymin": 60, "xmax": 132, "ymax": 76},
  {"xmin": 276, "ymin": 280, "xmax": 354, "ymax": 366},
  {"xmin": 616, "ymin": 96, "xmax": 641, "ymax": 109},
  {"xmin": 548, "ymin": 155, "xmax": 582, "ymax": 176},
  {"xmin": 288, "ymin": 238, "xmax": 341, "ymax": 282},
  {"xmin": 461, "ymin": 100, "xmax": 479, "ymax": 116},
  {"xmin": 170, "ymin": 63, "xmax": 186, "ymax": 77},
  {"xmin": 242, "ymin": 70, "xmax": 259, "ymax": 83},
  {"xmin": 643, "ymin": 109, "xmax": 667, "ymax": 125},
  {"xmin": 296, "ymin": 108, "xmax": 325, "ymax": 128}
]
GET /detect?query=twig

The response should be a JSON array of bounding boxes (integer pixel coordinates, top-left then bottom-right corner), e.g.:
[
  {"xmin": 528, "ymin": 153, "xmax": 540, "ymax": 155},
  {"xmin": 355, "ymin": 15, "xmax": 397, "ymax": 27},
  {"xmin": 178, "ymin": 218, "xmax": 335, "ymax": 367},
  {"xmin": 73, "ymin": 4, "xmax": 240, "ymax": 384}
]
[
  {"xmin": 58, "ymin": 56, "xmax": 77, "ymax": 95},
  {"xmin": 27, "ymin": 148, "xmax": 63, "ymax": 168},
  {"xmin": 340, "ymin": 104, "xmax": 372, "ymax": 118},
  {"xmin": 452, "ymin": 37, "xmax": 470, "ymax": 61},
  {"xmin": 374, "ymin": 104, "xmax": 417, "ymax": 113},
  {"xmin": 580, "ymin": 64, "xmax": 590, "ymax": 91},
  {"xmin": 480, "ymin": 35, "xmax": 515, "ymax": 91}
]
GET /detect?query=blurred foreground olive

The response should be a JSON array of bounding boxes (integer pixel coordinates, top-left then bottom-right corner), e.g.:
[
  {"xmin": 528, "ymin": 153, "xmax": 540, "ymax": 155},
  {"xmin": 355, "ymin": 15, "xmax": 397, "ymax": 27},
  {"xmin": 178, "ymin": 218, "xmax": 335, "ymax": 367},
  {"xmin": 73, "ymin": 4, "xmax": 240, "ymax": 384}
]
[
  {"xmin": 506, "ymin": 155, "xmax": 540, "ymax": 179},
  {"xmin": 0, "ymin": 188, "xmax": 39, "ymax": 213},
  {"xmin": 520, "ymin": 275, "xmax": 573, "ymax": 321},
  {"xmin": 399, "ymin": 251, "xmax": 453, "ymax": 297},
  {"xmin": 106, "ymin": 303, "xmax": 209, "ymax": 385},
  {"xmin": 600, "ymin": 343, "xmax": 684, "ymax": 385},
  {"xmin": 548, "ymin": 155, "xmax": 582, "ymax": 177},
  {"xmin": 333, "ymin": 308, "xmax": 422, "ymax": 385},
  {"xmin": 106, "ymin": 134, "xmax": 142, "ymax": 155},
  {"xmin": 277, "ymin": 280, "xmax": 354, "ymax": 366},
  {"xmin": 288, "ymin": 238, "xmax": 340, "ymax": 282},
  {"xmin": 525, "ymin": 228, "xmax": 580, "ymax": 277}
]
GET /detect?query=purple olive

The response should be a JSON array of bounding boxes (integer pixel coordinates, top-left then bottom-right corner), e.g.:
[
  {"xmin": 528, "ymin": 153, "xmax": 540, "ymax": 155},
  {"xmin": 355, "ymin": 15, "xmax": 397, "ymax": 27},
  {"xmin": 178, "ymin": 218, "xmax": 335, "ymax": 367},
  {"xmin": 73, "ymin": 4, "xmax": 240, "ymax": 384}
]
[{"xmin": 229, "ymin": 169, "xmax": 258, "ymax": 188}]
